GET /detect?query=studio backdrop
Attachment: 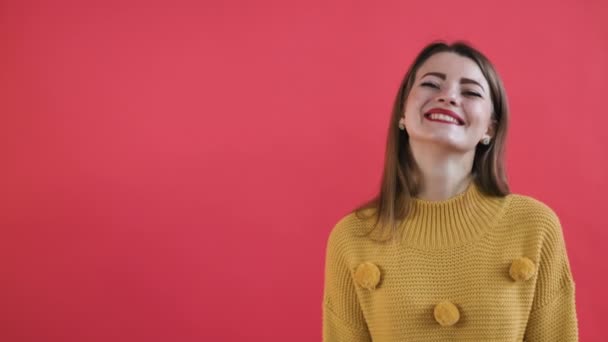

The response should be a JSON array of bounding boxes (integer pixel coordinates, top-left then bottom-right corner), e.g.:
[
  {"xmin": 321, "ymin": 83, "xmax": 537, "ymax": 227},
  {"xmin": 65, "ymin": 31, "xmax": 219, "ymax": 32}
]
[{"xmin": 1, "ymin": 0, "xmax": 606, "ymax": 341}]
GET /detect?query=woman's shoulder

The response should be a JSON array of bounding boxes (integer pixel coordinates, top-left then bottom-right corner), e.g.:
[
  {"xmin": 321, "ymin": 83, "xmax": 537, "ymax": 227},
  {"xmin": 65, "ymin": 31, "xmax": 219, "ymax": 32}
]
[
  {"xmin": 504, "ymin": 191, "xmax": 562, "ymax": 233},
  {"xmin": 327, "ymin": 208, "xmax": 377, "ymax": 244}
]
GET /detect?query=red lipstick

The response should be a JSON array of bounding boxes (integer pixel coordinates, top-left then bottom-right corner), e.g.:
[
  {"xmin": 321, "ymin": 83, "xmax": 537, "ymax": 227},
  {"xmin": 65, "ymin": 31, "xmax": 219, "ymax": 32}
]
[{"xmin": 424, "ymin": 108, "xmax": 464, "ymax": 125}]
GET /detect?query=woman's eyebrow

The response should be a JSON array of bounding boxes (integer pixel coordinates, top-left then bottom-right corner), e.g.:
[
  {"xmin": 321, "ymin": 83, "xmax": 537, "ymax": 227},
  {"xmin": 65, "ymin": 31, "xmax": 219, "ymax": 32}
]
[{"xmin": 421, "ymin": 72, "xmax": 486, "ymax": 93}]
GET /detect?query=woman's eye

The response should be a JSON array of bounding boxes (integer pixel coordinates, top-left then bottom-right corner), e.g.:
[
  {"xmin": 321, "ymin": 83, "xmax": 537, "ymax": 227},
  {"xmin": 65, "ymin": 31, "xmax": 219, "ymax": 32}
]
[
  {"xmin": 421, "ymin": 82, "xmax": 439, "ymax": 88},
  {"xmin": 420, "ymin": 82, "xmax": 482, "ymax": 98},
  {"xmin": 463, "ymin": 91, "xmax": 482, "ymax": 98}
]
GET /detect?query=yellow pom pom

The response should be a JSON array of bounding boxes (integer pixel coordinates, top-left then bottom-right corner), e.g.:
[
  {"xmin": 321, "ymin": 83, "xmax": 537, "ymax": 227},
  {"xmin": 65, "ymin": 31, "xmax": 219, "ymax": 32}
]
[
  {"xmin": 354, "ymin": 262, "xmax": 381, "ymax": 290},
  {"xmin": 509, "ymin": 257, "xmax": 536, "ymax": 281},
  {"xmin": 434, "ymin": 301, "xmax": 460, "ymax": 326}
]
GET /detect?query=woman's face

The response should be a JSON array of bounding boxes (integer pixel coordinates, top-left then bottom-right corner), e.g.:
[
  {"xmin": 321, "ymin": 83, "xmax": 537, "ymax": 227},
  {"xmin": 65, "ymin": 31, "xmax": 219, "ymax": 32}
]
[{"xmin": 403, "ymin": 52, "xmax": 494, "ymax": 153}]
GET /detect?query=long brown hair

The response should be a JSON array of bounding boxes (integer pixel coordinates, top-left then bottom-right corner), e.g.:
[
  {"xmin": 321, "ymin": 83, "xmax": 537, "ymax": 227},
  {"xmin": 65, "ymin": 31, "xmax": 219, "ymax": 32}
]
[{"xmin": 354, "ymin": 41, "xmax": 510, "ymax": 242}]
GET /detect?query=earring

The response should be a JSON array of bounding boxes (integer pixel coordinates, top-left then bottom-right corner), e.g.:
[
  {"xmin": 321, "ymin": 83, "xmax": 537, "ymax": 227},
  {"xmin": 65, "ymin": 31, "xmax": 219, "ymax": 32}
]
[
  {"xmin": 481, "ymin": 135, "xmax": 491, "ymax": 145},
  {"xmin": 398, "ymin": 117, "xmax": 406, "ymax": 130}
]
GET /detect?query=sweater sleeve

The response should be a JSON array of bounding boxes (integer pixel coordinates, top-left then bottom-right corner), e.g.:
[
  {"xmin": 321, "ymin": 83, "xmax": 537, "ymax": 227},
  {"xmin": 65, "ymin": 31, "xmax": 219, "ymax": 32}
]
[
  {"xmin": 322, "ymin": 222, "xmax": 371, "ymax": 342},
  {"xmin": 524, "ymin": 211, "xmax": 579, "ymax": 341}
]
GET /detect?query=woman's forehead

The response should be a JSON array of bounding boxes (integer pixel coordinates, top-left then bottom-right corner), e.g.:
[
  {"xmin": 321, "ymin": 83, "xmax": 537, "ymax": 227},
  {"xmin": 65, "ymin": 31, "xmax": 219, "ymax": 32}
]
[{"xmin": 417, "ymin": 52, "xmax": 487, "ymax": 86}]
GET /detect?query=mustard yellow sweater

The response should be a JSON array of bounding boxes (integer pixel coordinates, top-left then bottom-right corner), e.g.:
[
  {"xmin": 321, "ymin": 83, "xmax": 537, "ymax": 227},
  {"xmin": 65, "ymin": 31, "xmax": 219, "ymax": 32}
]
[{"xmin": 322, "ymin": 182, "xmax": 578, "ymax": 341}]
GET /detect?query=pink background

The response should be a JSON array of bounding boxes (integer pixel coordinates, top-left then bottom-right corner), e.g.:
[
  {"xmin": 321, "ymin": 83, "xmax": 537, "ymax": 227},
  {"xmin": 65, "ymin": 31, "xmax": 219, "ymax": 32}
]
[{"xmin": 1, "ymin": 0, "xmax": 606, "ymax": 341}]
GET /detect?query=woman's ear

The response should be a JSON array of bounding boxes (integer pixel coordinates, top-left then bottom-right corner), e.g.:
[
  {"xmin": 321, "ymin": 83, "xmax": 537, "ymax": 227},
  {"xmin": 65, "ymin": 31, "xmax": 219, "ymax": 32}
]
[
  {"xmin": 480, "ymin": 117, "xmax": 497, "ymax": 145},
  {"xmin": 486, "ymin": 117, "xmax": 498, "ymax": 138}
]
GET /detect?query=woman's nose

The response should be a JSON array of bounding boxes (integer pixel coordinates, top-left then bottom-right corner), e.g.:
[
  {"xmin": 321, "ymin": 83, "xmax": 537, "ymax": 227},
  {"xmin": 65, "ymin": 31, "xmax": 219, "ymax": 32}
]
[
  {"xmin": 436, "ymin": 88, "xmax": 459, "ymax": 106},
  {"xmin": 438, "ymin": 96, "xmax": 457, "ymax": 106}
]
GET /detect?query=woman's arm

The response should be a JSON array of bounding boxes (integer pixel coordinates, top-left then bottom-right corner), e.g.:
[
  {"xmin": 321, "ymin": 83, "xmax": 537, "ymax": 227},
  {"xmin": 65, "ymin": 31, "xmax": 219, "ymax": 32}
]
[
  {"xmin": 524, "ymin": 211, "xmax": 579, "ymax": 341},
  {"xmin": 322, "ymin": 221, "xmax": 372, "ymax": 342}
]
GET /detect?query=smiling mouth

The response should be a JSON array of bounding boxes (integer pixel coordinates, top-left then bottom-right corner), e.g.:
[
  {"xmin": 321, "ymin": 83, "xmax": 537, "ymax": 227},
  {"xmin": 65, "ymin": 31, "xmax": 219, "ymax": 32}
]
[{"xmin": 424, "ymin": 113, "xmax": 464, "ymax": 125}]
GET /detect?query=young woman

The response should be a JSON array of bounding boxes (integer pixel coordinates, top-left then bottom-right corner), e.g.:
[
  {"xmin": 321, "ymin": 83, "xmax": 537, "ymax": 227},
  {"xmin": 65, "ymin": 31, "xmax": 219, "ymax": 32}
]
[{"xmin": 322, "ymin": 41, "xmax": 578, "ymax": 341}]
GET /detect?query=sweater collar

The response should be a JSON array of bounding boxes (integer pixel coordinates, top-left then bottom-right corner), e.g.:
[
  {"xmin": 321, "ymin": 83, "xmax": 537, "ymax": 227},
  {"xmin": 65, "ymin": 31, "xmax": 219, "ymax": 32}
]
[{"xmin": 399, "ymin": 181, "xmax": 509, "ymax": 250}]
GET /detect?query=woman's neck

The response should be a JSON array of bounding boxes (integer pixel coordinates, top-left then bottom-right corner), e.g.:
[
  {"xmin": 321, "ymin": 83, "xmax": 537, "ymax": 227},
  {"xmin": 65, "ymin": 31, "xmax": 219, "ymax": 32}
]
[{"xmin": 409, "ymin": 141, "xmax": 476, "ymax": 201}]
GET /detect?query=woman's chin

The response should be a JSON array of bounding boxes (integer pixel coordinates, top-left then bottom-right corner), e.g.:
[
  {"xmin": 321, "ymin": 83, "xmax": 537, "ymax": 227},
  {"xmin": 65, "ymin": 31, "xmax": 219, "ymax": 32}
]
[{"xmin": 411, "ymin": 136, "xmax": 473, "ymax": 153}]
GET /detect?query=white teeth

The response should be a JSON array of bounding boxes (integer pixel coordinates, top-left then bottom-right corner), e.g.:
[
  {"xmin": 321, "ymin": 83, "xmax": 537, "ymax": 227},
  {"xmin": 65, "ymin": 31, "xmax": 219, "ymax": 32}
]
[{"xmin": 428, "ymin": 113, "xmax": 459, "ymax": 124}]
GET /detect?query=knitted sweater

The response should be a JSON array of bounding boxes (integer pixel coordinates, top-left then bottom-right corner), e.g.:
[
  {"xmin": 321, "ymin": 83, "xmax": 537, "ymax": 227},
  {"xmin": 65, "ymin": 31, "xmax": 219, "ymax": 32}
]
[{"xmin": 322, "ymin": 182, "xmax": 578, "ymax": 341}]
